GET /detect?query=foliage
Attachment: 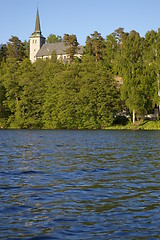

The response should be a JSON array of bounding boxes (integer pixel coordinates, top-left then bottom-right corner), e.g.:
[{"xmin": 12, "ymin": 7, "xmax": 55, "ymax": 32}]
[
  {"xmin": 46, "ymin": 34, "xmax": 62, "ymax": 43},
  {"xmin": 63, "ymin": 34, "xmax": 79, "ymax": 64},
  {"xmin": 85, "ymin": 31, "xmax": 106, "ymax": 62},
  {"xmin": 0, "ymin": 44, "xmax": 7, "ymax": 63},
  {"xmin": 7, "ymin": 36, "xmax": 25, "ymax": 61},
  {"xmin": 42, "ymin": 56, "xmax": 120, "ymax": 129},
  {"xmin": 0, "ymin": 27, "xmax": 160, "ymax": 128}
]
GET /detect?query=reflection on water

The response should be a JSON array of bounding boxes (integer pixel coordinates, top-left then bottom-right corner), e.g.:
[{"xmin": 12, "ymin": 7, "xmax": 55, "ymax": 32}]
[{"xmin": 0, "ymin": 130, "xmax": 160, "ymax": 239}]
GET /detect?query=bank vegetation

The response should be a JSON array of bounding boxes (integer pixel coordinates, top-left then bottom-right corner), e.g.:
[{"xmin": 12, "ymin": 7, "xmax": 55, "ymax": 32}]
[{"xmin": 0, "ymin": 29, "xmax": 160, "ymax": 129}]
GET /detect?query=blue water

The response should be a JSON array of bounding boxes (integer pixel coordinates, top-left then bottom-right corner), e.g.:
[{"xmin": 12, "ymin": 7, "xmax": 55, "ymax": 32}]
[{"xmin": 0, "ymin": 130, "xmax": 160, "ymax": 239}]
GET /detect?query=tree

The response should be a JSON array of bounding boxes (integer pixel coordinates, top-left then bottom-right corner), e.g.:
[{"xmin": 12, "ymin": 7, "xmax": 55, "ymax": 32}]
[
  {"xmin": 105, "ymin": 33, "xmax": 117, "ymax": 71},
  {"xmin": 114, "ymin": 27, "xmax": 127, "ymax": 44},
  {"xmin": 63, "ymin": 34, "xmax": 79, "ymax": 64},
  {"xmin": 1, "ymin": 58, "xmax": 21, "ymax": 127},
  {"xmin": 0, "ymin": 61, "xmax": 9, "ymax": 127},
  {"xmin": 85, "ymin": 31, "xmax": 106, "ymax": 62},
  {"xmin": 120, "ymin": 31, "xmax": 146, "ymax": 123},
  {"xmin": 77, "ymin": 55, "xmax": 120, "ymax": 128},
  {"xmin": 42, "ymin": 60, "xmax": 68, "ymax": 128},
  {"xmin": 42, "ymin": 54, "xmax": 120, "ymax": 129},
  {"xmin": 7, "ymin": 36, "xmax": 25, "ymax": 61},
  {"xmin": 0, "ymin": 58, "xmax": 48, "ymax": 128},
  {"xmin": 0, "ymin": 44, "xmax": 7, "ymax": 63},
  {"xmin": 142, "ymin": 30, "xmax": 160, "ymax": 112},
  {"xmin": 16, "ymin": 59, "xmax": 47, "ymax": 128},
  {"xmin": 46, "ymin": 34, "xmax": 62, "ymax": 43},
  {"xmin": 23, "ymin": 40, "xmax": 30, "ymax": 58},
  {"xmin": 1, "ymin": 27, "xmax": 160, "ymax": 129}
]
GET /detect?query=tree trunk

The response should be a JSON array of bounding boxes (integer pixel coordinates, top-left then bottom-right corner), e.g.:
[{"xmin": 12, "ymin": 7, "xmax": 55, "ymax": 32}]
[
  {"xmin": 95, "ymin": 44, "xmax": 98, "ymax": 63},
  {"xmin": 16, "ymin": 96, "xmax": 19, "ymax": 108},
  {"xmin": 133, "ymin": 109, "xmax": 135, "ymax": 124}
]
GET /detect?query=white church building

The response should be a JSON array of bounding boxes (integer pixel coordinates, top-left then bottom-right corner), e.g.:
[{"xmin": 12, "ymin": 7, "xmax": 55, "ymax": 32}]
[{"xmin": 30, "ymin": 8, "xmax": 84, "ymax": 63}]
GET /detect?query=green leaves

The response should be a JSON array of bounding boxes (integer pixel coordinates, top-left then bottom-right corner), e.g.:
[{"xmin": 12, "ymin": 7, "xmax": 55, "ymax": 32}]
[
  {"xmin": 42, "ymin": 58, "xmax": 120, "ymax": 129},
  {"xmin": 63, "ymin": 34, "xmax": 79, "ymax": 64},
  {"xmin": 0, "ymin": 28, "xmax": 160, "ymax": 128},
  {"xmin": 85, "ymin": 31, "xmax": 106, "ymax": 62},
  {"xmin": 46, "ymin": 34, "xmax": 62, "ymax": 44},
  {"xmin": 0, "ymin": 58, "xmax": 48, "ymax": 128},
  {"xmin": 7, "ymin": 36, "xmax": 25, "ymax": 61},
  {"xmin": 117, "ymin": 29, "xmax": 159, "ymax": 121}
]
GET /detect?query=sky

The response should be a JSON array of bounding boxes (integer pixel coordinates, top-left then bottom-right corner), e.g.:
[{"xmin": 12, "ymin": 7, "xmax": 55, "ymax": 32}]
[{"xmin": 1, "ymin": 0, "xmax": 160, "ymax": 45}]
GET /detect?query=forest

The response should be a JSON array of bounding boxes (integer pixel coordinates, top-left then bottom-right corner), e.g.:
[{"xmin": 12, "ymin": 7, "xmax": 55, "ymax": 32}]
[{"xmin": 0, "ymin": 28, "xmax": 160, "ymax": 129}]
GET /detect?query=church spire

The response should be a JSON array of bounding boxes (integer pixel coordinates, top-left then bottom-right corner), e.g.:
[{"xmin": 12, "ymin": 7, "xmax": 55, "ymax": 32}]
[
  {"xmin": 30, "ymin": 7, "xmax": 45, "ymax": 63},
  {"xmin": 35, "ymin": 7, "xmax": 41, "ymax": 33}
]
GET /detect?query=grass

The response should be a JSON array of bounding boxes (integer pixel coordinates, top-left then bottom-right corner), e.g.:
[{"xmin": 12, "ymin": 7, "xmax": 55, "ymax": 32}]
[
  {"xmin": 107, "ymin": 120, "xmax": 160, "ymax": 130},
  {"xmin": 1, "ymin": 118, "xmax": 160, "ymax": 130}
]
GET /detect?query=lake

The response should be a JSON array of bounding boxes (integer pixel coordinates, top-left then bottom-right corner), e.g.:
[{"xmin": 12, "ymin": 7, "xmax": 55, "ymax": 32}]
[{"xmin": 0, "ymin": 130, "xmax": 160, "ymax": 239}]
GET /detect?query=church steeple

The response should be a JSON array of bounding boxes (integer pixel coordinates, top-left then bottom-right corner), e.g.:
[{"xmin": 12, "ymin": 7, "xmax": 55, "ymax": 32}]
[
  {"xmin": 30, "ymin": 7, "xmax": 45, "ymax": 63},
  {"xmin": 35, "ymin": 7, "xmax": 41, "ymax": 34}
]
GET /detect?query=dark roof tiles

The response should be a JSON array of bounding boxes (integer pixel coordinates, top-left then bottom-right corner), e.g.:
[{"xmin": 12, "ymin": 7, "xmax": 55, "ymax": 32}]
[{"xmin": 36, "ymin": 42, "xmax": 84, "ymax": 57}]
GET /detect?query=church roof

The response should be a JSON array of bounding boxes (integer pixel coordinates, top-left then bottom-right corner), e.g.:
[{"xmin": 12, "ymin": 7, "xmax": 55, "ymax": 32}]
[{"xmin": 36, "ymin": 42, "xmax": 84, "ymax": 57}]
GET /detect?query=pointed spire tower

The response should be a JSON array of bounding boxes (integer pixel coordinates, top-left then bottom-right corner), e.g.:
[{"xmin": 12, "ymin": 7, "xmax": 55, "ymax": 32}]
[
  {"xmin": 30, "ymin": 7, "xmax": 45, "ymax": 63},
  {"xmin": 35, "ymin": 8, "xmax": 41, "ymax": 34}
]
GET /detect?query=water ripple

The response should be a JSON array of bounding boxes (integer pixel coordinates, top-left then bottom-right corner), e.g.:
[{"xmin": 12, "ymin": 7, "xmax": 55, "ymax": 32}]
[{"xmin": 0, "ymin": 130, "xmax": 160, "ymax": 239}]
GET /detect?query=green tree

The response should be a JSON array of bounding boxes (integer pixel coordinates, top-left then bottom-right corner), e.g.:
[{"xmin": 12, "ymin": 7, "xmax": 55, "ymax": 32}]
[
  {"xmin": 63, "ymin": 34, "xmax": 79, "ymax": 64},
  {"xmin": 113, "ymin": 28, "xmax": 129, "ymax": 76},
  {"xmin": 120, "ymin": 31, "xmax": 146, "ymax": 123},
  {"xmin": 23, "ymin": 40, "xmax": 30, "ymax": 58},
  {"xmin": 16, "ymin": 59, "xmax": 46, "ymax": 128},
  {"xmin": 0, "ymin": 61, "xmax": 9, "ymax": 127},
  {"xmin": 46, "ymin": 34, "xmax": 62, "ymax": 43},
  {"xmin": 1, "ymin": 58, "xmax": 48, "ymax": 128},
  {"xmin": 0, "ymin": 44, "xmax": 7, "ymax": 63},
  {"xmin": 85, "ymin": 31, "xmax": 106, "ymax": 62},
  {"xmin": 42, "ymin": 54, "xmax": 120, "ymax": 129},
  {"xmin": 142, "ymin": 30, "xmax": 160, "ymax": 112},
  {"xmin": 7, "ymin": 36, "xmax": 25, "ymax": 61},
  {"xmin": 114, "ymin": 27, "xmax": 128, "ymax": 44},
  {"xmin": 1, "ymin": 58, "xmax": 21, "ymax": 127},
  {"xmin": 105, "ymin": 33, "xmax": 117, "ymax": 71},
  {"xmin": 42, "ymin": 60, "xmax": 69, "ymax": 128},
  {"xmin": 77, "ymin": 55, "xmax": 120, "ymax": 128}
]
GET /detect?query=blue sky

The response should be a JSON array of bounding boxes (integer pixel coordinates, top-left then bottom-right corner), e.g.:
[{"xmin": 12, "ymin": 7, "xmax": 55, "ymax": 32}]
[{"xmin": 1, "ymin": 0, "xmax": 160, "ymax": 45}]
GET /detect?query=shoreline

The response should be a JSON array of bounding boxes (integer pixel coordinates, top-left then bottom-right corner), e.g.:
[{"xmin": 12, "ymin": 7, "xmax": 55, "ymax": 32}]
[{"xmin": 0, "ymin": 120, "xmax": 160, "ymax": 131}]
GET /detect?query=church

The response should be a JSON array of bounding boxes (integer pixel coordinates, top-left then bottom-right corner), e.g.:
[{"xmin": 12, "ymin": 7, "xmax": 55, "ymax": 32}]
[{"xmin": 30, "ymin": 8, "xmax": 84, "ymax": 63}]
